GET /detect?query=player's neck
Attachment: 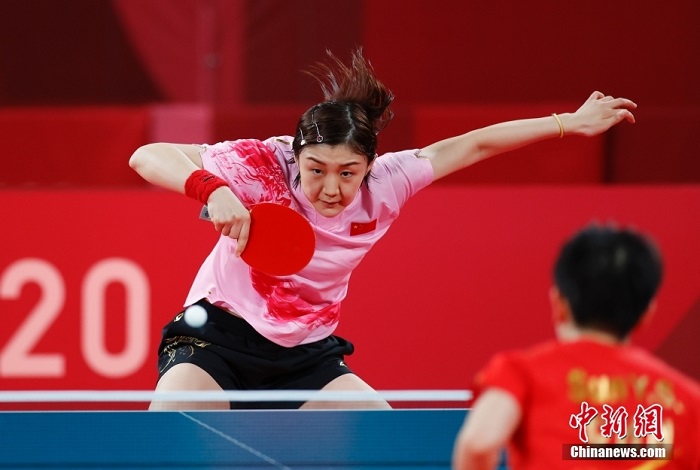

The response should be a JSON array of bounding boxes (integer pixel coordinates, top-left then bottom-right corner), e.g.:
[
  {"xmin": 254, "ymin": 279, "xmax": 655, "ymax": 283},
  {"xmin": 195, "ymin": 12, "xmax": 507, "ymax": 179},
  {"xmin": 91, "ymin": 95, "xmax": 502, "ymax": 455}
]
[{"xmin": 556, "ymin": 324, "xmax": 627, "ymax": 346}]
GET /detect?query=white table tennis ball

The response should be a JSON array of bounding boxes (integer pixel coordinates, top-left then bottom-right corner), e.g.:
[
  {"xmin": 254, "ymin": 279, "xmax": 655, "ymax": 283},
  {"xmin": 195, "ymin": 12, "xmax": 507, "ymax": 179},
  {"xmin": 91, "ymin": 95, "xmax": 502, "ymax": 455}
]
[{"xmin": 184, "ymin": 305, "xmax": 208, "ymax": 328}]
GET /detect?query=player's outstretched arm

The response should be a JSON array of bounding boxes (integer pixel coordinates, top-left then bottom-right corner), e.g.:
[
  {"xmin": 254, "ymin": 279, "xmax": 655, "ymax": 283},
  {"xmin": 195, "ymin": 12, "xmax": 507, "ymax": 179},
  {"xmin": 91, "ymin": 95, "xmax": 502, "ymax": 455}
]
[
  {"xmin": 129, "ymin": 143, "xmax": 204, "ymax": 193},
  {"xmin": 421, "ymin": 91, "xmax": 637, "ymax": 181},
  {"xmin": 452, "ymin": 388, "xmax": 521, "ymax": 470}
]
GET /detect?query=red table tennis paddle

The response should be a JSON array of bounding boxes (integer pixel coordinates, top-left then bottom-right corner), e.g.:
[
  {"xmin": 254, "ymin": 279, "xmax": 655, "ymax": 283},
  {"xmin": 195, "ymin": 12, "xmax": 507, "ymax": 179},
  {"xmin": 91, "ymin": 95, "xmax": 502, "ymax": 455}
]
[{"xmin": 200, "ymin": 203, "xmax": 315, "ymax": 276}]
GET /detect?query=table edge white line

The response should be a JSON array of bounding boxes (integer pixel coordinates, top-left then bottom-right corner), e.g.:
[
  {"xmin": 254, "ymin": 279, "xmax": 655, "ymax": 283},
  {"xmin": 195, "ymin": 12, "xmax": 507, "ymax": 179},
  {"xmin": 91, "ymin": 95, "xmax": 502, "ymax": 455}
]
[{"xmin": 0, "ymin": 389, "xmax": 473, "ymax": 402}]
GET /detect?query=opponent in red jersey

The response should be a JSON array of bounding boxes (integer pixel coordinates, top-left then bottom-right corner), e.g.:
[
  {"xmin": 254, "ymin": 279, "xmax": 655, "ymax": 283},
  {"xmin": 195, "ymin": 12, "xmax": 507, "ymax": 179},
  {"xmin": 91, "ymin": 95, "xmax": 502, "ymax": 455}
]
[{"xmin": 453, "ymin": 224, "xmax": 700, "ymax": 470}]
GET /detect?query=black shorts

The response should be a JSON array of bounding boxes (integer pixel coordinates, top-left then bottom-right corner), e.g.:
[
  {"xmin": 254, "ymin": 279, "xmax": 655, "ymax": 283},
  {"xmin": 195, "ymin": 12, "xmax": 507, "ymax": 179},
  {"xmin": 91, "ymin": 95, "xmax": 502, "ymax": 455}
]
[{"xmin": 156, "ymin": 299, "xmax": 355, "ymax": 409}]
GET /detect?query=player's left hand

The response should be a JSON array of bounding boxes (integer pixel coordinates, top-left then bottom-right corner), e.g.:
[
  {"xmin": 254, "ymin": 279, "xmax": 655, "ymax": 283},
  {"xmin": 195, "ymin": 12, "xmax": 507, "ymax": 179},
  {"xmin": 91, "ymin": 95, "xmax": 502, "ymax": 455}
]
[{"xmin": 565, "ymin": 91, "xmax": 637, "ymax": 137}]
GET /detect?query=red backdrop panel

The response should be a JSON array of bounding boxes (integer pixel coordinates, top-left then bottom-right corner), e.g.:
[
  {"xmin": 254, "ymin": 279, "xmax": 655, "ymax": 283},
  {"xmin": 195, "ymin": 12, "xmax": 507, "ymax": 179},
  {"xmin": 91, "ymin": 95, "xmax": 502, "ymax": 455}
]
[
  {"xmin": 0, "ymin": 188, "xmax": 698, "ymax": 405},
  {"xmin": 362, "ymin": 0, "xmax": 700, "ymax": 106},
  {"xmin": 0, "ymin": 107, "xmax": 150, "ymax": 188}
]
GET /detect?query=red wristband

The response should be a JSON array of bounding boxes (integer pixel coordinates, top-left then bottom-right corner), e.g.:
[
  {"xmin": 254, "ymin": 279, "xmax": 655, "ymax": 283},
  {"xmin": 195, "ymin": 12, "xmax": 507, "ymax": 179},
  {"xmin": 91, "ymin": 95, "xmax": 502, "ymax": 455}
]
[{"xmin": 184, "ymin": 169, "xmax": 229, "ymax": 204}]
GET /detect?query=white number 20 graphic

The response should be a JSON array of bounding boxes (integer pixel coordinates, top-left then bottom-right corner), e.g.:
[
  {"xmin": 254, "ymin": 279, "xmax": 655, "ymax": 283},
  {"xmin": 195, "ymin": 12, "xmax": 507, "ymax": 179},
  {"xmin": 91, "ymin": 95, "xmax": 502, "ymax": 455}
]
[{"xmin": 0, "ymin": 258, "xmax": 150, "ymax": 378}]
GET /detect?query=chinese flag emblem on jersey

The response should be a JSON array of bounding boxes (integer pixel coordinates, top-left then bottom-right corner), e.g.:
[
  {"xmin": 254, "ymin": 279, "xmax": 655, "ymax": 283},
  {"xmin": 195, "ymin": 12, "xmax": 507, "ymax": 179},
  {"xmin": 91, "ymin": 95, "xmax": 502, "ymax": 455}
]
[{"xmin": 350, "ymin": 219, "xmax": 377, "ymax": 236}]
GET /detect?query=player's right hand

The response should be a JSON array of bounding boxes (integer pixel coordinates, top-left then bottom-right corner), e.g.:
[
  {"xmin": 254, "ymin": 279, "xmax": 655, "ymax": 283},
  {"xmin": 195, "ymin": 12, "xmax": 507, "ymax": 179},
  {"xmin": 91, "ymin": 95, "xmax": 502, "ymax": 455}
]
[{"xmin": 206, "ymin": 187, "xmax": 251, "ymax": 256}]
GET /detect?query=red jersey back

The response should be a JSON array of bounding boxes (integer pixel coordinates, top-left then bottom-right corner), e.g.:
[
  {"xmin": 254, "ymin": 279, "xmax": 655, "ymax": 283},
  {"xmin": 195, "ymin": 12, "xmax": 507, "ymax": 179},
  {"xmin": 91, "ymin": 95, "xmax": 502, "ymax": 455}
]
[{"xmin": 476, "ymin": 339, "xmax": 700, "ymax": 469}]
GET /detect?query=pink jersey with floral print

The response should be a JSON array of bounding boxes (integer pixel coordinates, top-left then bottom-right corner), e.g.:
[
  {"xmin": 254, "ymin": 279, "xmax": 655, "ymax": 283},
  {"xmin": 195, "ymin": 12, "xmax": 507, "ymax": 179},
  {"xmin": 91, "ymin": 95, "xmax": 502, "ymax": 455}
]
[{"xmin": 185, "ymin": 137, "xmax": 434, "ymax": 347}]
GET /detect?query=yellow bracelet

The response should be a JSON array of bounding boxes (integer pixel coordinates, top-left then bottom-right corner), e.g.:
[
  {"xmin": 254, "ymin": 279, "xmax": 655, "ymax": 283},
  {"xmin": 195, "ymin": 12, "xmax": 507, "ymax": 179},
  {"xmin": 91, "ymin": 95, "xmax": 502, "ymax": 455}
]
[{"xmin": 552, "ymin": 113, "xmax": 564, "ymax": 138}]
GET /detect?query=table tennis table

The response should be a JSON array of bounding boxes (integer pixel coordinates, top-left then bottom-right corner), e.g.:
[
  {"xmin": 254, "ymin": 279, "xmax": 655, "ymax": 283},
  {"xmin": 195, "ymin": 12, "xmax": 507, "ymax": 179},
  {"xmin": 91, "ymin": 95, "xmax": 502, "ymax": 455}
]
[{"xmin": 0, "ymin": 409, "xmax": 508, "ymax": 469}]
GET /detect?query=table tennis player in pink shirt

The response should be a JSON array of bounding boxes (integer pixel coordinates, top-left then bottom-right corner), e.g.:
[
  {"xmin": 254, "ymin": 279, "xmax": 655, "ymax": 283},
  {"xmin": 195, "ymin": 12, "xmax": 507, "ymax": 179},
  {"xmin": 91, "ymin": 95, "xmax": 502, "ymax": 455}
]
[{"xmin": 129, "ymin": 48, "xmax": 636, "ymax": 410}]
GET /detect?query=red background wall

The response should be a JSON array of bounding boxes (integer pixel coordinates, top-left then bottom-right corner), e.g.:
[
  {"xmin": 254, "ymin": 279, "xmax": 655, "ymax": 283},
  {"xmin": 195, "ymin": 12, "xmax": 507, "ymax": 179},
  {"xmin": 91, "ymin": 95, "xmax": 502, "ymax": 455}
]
[
  {"xmin": 0, "ymin": 188, "xmax": 698, "ymax": 403},
  {"xmin": 1, "ymin": 0, "xmax": 700, "ymax": 186}
]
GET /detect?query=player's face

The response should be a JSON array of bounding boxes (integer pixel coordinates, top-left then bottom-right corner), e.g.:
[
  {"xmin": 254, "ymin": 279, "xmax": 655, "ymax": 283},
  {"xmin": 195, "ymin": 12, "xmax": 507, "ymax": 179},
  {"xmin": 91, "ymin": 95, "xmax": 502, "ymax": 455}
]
[{"xmin": 297, "ymin": 144, "xmax": 372, "ymax": 218}]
